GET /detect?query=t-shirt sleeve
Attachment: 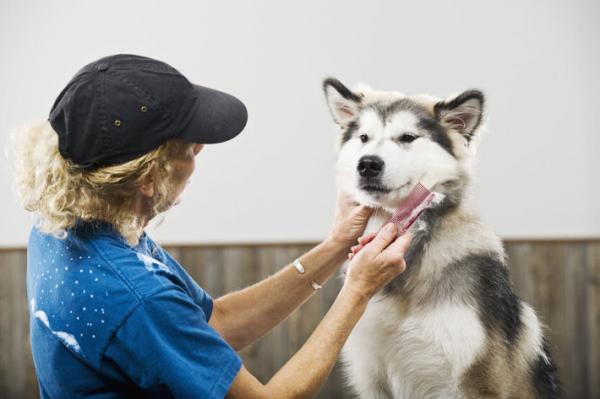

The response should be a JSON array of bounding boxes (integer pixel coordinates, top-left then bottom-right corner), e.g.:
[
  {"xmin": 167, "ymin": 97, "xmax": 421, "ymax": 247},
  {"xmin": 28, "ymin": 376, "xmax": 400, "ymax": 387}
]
[
  {"xmin": 152, "ymin": 243, "xmax": 214, "ymax": 319},
  {"xmin": 102, "ymin": 287, "xmax": 242, "ymax": 398}
]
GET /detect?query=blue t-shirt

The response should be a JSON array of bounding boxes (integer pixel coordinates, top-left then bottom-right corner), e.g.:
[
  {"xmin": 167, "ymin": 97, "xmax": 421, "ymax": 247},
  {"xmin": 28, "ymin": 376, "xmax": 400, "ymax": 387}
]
[{"xmin": 26, "ymin": 219, "xmax": 242, "ymax": 399}]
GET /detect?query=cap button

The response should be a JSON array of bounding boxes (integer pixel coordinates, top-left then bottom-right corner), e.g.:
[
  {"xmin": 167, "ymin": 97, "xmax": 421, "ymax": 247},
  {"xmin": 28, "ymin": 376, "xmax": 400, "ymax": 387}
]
[{"xmin": 95, "ymin": 63, "xmax": 109, "ymax": 72}]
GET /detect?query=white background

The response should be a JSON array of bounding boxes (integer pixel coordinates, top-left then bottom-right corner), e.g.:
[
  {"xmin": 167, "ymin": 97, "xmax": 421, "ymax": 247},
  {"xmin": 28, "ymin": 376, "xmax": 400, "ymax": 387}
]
[{"xmin": 1, "ymin": 0, "xmax": 599, "ymax": 247}]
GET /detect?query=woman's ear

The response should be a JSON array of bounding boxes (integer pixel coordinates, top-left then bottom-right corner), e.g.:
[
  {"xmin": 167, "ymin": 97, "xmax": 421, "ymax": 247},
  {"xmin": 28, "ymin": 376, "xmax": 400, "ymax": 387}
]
[
  {"xmin": 139, "ymin": 176, "xmax": 155, "ymax": 198},
  {"xmin": 138, "ymin": 163, "xmax": 156, "ymax": 198},
  {"xmin": 323, "ymin": 77, "xmax": 363, "ymax": 125},
  {"xmin": 434, "ymin": 90, "xmax": 485, "ymax": 143}
]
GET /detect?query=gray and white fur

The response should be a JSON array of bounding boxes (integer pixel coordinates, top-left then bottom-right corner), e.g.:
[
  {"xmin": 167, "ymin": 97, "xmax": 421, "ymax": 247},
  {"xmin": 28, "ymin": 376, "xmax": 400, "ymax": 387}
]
[{"xmin": 323, "ymin": 78, "xmax": 560, "ymax": 399}]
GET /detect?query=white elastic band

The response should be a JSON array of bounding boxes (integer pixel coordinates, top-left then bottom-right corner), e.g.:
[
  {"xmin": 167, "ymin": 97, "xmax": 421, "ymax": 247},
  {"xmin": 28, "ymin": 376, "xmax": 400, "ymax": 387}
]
[{"xmin": 293, "ymin": 258, "xmax": 322, "ymax": 290}]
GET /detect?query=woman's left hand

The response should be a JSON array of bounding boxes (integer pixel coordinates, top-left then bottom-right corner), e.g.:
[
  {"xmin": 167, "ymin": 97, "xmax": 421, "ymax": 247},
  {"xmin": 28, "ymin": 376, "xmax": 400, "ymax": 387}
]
[{"xmin": 327, "ymin": 191, "xmax": 373, "ymax": 249}]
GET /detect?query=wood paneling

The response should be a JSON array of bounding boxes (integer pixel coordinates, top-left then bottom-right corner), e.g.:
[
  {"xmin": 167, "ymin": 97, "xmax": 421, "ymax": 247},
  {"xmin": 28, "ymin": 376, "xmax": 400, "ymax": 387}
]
[
  {"xmin": 1, "ymin": 240, "xmax": 598, "ymax": 399},
  {"xmin": 0, "ymin": 250, "xmax": 37, "ymax": 399}
]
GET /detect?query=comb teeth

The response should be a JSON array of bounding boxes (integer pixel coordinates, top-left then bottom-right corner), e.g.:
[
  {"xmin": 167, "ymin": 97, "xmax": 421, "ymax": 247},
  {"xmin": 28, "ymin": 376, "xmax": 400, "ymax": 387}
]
[
  {"xmin": 387, "ymin": 183, "xmax": 432, "ymax": 225},
  {"xmin": 350, "ymin": 184, "xmax": 438, "ymax": 258},
  {"xmin": 351, "ymin": 183, "xmax": 437, "ymax": 257}
]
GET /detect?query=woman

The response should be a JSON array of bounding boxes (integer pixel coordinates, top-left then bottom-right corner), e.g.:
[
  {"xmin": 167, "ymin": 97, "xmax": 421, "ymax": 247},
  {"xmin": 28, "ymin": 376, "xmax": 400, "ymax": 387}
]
[{"xmin": 9, "ymin": 54, "xmax": 411, "ymax": 398}]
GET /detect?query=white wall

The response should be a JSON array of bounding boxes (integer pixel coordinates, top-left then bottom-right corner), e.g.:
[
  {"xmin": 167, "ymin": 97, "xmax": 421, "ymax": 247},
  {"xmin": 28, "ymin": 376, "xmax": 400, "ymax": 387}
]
[{"xmin": 1, "ymin": 0, "xmax": 599, "ymax": 247}]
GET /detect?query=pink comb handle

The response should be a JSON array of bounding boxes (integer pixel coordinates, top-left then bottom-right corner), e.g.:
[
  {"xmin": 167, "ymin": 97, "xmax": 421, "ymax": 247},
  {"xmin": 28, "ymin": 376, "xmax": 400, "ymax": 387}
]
[
  {"xmin": 350, "ymin": 183, "xmax": 434, "ymax": 258},
  {"xmin": 387, "ymin": 183, "xmax": 432, "ymax": 232}
]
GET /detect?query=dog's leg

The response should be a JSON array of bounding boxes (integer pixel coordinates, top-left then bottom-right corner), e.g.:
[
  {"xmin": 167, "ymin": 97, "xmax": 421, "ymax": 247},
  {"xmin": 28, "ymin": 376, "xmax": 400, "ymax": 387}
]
[
  {"xmin": 342, "ymin": 308, "xmax": 398, "ymax": 399},
  {"xmin": 346, "ymin": 374, "xmax": 394, "ymax": 399}
]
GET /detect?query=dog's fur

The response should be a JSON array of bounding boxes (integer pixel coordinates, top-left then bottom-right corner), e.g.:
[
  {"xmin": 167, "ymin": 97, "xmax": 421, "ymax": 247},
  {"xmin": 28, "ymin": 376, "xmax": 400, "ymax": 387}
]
[{"xmin": 323, "ymin": 78, "xmax": 560, "ymax": 399}]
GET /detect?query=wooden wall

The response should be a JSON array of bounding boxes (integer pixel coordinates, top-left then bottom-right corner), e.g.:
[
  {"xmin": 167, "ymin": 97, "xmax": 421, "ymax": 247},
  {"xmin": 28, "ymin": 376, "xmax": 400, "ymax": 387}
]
[{"xmin": 1, "ymin": 240, "xmax": 598, "ymax": 398}]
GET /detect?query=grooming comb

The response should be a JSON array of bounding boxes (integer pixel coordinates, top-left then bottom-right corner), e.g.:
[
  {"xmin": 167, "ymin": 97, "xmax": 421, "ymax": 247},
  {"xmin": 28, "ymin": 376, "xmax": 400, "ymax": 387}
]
[
  {"xmin": 349, "ymin": 183, "xmax": 439, "ymax": 258},
  {"xmin": 386, "ymin": 183, "xmax": 436, "ymax": 235}
]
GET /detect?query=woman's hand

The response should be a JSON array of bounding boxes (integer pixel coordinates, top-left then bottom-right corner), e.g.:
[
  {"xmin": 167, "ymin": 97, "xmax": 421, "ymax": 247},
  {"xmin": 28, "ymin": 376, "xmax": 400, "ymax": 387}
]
[
  {"xmin": 226, "ymin": 222, "xmax": 410, "ymax": 399},
  {"xmin": 226, "ymin": 225, "xmax": 411, "ymax": 399},
  {"xmin": 348, "ymin": 231, "xmax": 377, "ymax": 260},
  {"xmin": 327, "ymin": 191, "xmax": 373, "ymax": 249},
  {"xmin": 343, "ymin": 223, "xmax": 411, "ymax": 299}
]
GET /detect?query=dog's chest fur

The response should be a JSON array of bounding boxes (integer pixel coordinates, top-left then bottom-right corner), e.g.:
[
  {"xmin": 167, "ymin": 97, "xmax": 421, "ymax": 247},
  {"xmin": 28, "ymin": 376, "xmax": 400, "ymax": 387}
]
[
  {"xmin": 341, "ymin": 206, "xmax": 506, "ymax": 399},
  {"xmin": 343, "ymin": 295, "xmax": 485, "ymax": 399}
]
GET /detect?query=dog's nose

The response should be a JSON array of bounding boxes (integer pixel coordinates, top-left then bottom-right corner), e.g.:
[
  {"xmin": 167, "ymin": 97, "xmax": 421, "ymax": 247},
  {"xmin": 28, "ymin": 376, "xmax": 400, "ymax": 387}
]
[{"xmin": 357, "ymin": 155, "xmax": 384, "ymax": 178}]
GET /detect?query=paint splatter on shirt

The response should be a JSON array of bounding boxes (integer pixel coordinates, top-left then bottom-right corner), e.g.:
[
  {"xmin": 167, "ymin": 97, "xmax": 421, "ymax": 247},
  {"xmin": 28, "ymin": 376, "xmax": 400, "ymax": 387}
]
[{"xmin": 27, "ymin": 218, "xmax": 241, "ymax": 398}]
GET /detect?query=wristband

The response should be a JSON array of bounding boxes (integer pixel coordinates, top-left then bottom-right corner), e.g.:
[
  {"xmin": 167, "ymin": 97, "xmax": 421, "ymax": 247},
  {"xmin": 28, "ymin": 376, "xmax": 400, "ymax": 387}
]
[
  {"xmin": 292, "ymin": 258, "xmax": 322, "ymax": 290},
  {"xmin": 292, "ymin": 258, "xmax": 305, "ymax": 274}
]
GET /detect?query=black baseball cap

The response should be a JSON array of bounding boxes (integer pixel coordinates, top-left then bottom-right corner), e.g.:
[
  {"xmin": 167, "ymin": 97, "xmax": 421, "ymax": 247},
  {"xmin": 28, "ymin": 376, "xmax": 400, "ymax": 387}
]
[{"xmin": 49, "ymin": 54, "xmax": 248, "ymax": 170}]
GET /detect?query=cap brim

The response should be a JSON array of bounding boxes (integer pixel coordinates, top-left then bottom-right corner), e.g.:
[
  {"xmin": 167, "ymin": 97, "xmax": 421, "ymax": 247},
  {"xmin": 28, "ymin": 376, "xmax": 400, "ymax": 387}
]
[{"xmin": 179, "ymin": 84, "xmax": 248, "ymax": 144}]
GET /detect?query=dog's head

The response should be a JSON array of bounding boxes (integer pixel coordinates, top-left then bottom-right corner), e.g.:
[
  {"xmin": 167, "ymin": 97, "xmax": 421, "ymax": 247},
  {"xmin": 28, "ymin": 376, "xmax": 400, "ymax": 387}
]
[{"xmin": 323, "ymin": 78, "xmax": 485, "ymax": 210}]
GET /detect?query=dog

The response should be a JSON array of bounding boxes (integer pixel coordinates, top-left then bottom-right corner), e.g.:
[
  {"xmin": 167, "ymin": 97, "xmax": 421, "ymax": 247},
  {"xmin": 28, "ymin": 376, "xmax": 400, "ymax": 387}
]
[{"xmin": 322, "ymin": 78, "xmax": 560, "ymax": 399}]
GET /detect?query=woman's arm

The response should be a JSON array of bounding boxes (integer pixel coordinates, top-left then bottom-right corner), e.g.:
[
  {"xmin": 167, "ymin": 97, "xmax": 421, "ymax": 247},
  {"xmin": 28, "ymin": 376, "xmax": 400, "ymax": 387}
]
[
  {"xmin": 226, "ymin": 223, "xmax": 411, "ymax": 398},
  {"xmin": 209, "ymin": 193, "xmax": 372, "ymax": 350},
  {"xmin": 209, "ymin": 238, "xmax": 347, "ymax": 350},
  {"xmin": 226, "ymin": 285, "xmax": 366, "ymax": 398}
]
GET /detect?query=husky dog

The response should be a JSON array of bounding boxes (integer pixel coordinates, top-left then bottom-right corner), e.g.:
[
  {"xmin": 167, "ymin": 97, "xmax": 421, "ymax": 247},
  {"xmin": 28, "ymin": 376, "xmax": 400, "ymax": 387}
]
[{"xmin": 322, "ymin": 78, "xmax": 560, "ymax": 399}]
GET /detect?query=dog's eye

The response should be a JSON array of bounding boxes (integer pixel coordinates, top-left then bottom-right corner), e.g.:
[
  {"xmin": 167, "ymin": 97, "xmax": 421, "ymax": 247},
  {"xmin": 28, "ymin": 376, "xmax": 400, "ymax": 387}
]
[
  {"xmin": 359, "ymin": 134, "xmax": 369, "ymax": 143},
  {"xmin": 398, "ymin": 133, "xmax": 418, "ymax": 143}
]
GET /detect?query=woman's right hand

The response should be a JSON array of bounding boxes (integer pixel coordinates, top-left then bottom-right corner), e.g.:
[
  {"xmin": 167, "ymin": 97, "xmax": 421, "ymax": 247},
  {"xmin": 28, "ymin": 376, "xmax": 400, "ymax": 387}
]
[{"xmin": 343, "ymin": 223, "xmax": 411, "ymax": 299}]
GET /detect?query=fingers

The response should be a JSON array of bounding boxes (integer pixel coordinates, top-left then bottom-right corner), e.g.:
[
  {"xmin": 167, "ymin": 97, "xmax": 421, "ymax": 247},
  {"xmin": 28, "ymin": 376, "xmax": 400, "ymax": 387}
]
[
  {"xmin": 339, "ymin": 191, "xmax": 361, "ymax": 208},
  {"xmin": 379, "ymin": 233, "xmax": 412, "ymax": 264},
  {"xmin": 347, "ymin": 203, "xmax": 373, "ymax": 226},
  {"xmin": 362, "ymin": 223, "xmax": 398, "ymax": 254},
  {"xmin": 357, "ymin": 232, "xmax": 376, "ymax": 245},
  {"xmin": 350, "ymin": 233, "xmax": 411, "ymax": 264},
  {"xmin": 349, "ymin": 232, "xmax": 376, "ymax": 259},
  {"xmin": 355, "ymin": 204, "xmax": 374, "ymax": 217},
  {"xmin": 337, "ymin": 190, "xmax": 370, "ymax": 213},
  {"xmin": 397, "ymin": 258, "xmax": 407, "ymax": 273},
  {"xmin": 337, "ymin": 192, "xmax": 357, "ymax": 211},
  {"xmin": 348, "ymin": 243, "xmax": 363, "ymax": 260}
]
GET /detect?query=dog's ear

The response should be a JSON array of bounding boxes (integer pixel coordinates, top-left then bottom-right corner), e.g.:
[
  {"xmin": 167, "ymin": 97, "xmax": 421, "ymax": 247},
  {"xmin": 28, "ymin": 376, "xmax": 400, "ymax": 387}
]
[
  {"xmin": 323, "ymin": 78, "xmax": 362, "ymax": 125},
  {"xmin": 434, "ymin": 90, "xmax": 484, "ymax": 143}
]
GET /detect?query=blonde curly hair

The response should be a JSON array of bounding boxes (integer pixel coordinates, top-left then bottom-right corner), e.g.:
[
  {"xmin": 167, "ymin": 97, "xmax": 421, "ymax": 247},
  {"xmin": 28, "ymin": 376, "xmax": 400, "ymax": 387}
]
[{"xmin": 6, "ymin": 119, "xmax": 192, "ymax": 247}]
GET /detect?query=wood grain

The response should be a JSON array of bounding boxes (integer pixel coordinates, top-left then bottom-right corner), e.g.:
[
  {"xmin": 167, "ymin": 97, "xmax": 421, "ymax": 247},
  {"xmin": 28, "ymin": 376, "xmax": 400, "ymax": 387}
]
[{"xmin": 1, "ymin": 240, "xmax": 598, "ymax": 399}]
